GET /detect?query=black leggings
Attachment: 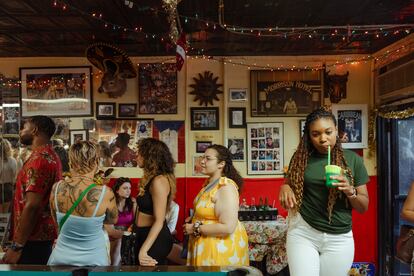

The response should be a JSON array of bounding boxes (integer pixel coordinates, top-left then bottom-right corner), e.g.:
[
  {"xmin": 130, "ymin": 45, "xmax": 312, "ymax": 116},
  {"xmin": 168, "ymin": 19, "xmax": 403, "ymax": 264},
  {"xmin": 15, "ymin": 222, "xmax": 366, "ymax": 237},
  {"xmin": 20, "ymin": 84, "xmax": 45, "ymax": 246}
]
[{"xmin": 134, "ymin": 222, "xmax": 173, "ymax": 265}]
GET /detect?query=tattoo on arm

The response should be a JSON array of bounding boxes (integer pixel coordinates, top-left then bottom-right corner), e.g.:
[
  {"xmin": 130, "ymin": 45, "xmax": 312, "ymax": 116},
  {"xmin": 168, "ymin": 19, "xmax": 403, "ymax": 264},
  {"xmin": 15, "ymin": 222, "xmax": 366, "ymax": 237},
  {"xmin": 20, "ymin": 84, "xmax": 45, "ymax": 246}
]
[{"xmin": 104, "ymin": 204, "xmax": 118, "ymax": 224}]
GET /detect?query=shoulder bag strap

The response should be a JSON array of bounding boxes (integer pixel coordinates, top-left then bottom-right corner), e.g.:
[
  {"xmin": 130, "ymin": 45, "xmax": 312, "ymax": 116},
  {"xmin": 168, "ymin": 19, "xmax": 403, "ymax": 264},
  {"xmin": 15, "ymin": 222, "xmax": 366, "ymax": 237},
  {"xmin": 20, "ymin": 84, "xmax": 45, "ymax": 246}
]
[{"xmin": 59, "ymin": 183, "xmax": 97, "ymax": 231}]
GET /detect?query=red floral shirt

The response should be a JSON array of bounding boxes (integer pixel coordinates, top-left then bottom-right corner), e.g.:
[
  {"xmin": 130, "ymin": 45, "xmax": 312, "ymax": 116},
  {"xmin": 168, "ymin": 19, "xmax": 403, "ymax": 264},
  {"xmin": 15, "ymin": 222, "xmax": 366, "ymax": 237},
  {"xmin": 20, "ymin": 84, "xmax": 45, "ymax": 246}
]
[
  {"xmin": 111, "ymin": 148, "xmax": 137, "ymax": 167},
  {"xmin": 13, "ymin": 144, "xmax": 62, "ymax": 241}
]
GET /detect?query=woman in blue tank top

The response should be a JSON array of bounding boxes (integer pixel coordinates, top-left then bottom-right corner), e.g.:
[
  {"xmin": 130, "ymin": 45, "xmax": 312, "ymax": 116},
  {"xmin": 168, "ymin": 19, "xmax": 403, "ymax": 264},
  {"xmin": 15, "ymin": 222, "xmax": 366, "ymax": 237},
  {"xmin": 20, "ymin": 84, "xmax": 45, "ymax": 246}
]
[{"xmin": 48, "ymin": 141, "xmax": 118, "ymax": 266}]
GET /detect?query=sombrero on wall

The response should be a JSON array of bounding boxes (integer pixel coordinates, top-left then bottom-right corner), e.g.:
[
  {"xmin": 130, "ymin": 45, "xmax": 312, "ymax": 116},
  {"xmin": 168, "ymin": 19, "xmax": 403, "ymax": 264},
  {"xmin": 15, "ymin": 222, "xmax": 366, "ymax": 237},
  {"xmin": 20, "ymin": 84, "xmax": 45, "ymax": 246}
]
[{"xmin": 86, "ymin": 42, "xmax": 137, "ymax": 98}]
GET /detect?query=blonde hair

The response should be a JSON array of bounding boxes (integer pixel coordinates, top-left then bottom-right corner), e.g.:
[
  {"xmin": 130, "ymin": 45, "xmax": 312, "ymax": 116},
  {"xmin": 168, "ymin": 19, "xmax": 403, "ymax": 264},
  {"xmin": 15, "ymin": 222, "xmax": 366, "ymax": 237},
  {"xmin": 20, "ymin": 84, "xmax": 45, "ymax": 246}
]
[
  {"xmin": 0, "ymin": 138, "xmax": 12, "ymax": 161},
  {"xmin": 69, "ymin": 141, "xmax": 99, "ymax": 175}
]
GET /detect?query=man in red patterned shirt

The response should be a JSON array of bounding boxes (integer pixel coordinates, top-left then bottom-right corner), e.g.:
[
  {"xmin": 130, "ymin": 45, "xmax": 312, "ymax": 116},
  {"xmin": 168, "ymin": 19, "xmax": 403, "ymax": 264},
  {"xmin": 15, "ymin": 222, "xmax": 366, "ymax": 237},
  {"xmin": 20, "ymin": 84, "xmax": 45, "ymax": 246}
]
[{"xmin": 3, "ymin": 116, "xmax": 62, "ymax": 264}]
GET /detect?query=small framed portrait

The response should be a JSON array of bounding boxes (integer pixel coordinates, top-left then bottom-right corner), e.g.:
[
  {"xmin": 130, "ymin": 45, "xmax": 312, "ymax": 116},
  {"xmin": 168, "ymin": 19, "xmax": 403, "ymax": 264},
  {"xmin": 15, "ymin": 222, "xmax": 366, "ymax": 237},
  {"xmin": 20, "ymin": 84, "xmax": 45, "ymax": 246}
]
[
  {"xmin": 118, "ymin": 103, "xmax": 137, "ymax": 118},
  {"xmin": 227, "ymin": 138, "xmax": 245, "ymax": 161},
  {"xmin": 190, "ymin": 107, "xmax": 219, "ymax": 130},
  {"xmin": 331, "ymin": 104, "xmax": 368, "ymax": 149},
  {"xmin": 192, "ymin": 155, "xmax": 204, "ymax": 176},
  {"xmin": 229, "ymin": 107, "xmax": 246, "ymax": 128},
  {"xmin": 196, "ymin": 141, "xmax": 212, "ymax": 153},
  {"xmin": 69, "ymin": 129, "xmax": 88, "ymax": 145},
  {"xmin": 299, "ymin": 119, "xmax": 306, "ymax": 137},
  {"xmin": 96, "ymin": 102, "xmax": 116, "ymax": 119},
  {"xmin": 229, "ymin": 88, "xmax": 248, "ymax": 102}
]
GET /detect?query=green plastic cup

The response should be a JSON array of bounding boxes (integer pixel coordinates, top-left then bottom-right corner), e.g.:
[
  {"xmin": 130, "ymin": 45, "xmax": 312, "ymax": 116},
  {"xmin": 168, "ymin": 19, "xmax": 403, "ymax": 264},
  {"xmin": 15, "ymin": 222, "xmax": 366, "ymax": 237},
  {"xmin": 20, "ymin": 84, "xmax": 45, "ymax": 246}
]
[{"xmin": 325, "ymin": 165, "xmax": 342, "ymax": 188}]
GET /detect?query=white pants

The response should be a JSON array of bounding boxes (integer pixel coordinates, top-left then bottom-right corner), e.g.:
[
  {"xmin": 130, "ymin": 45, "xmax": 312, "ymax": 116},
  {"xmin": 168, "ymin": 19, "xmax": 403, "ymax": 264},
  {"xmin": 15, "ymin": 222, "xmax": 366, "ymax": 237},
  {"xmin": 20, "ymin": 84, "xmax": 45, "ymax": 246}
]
[{"xmin": 286, "ymin": 213, "xmax": 354, "ymax": 276}]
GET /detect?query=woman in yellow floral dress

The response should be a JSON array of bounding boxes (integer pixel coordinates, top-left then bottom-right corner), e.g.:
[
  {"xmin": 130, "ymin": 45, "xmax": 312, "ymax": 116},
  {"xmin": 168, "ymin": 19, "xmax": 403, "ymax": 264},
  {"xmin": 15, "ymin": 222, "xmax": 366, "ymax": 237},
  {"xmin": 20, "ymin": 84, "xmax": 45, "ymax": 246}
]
[{"xmin": 184, "ymin": 144, "xmax": 249, "ymax": 266}]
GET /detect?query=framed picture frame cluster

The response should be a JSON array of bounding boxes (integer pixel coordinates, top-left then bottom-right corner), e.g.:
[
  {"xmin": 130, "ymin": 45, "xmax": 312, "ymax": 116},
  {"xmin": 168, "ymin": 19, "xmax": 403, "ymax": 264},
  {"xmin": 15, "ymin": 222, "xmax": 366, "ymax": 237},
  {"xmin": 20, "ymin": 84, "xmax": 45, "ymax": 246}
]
[{"xmin": 247, "ymin": 122, "xmax": 284, "ymax": 175}]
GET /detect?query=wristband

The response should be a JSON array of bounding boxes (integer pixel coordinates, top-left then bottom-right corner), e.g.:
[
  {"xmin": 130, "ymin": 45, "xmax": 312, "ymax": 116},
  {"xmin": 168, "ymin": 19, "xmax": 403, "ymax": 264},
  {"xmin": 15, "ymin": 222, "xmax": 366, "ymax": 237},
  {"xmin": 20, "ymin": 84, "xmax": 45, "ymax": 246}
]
[
  {"xmin": 347, "ymin": 186, "xmax": 357, "ymax": 199},
  {"xmin": 193, "ymin": 220, "xmax": 203, "ymax": 237}
]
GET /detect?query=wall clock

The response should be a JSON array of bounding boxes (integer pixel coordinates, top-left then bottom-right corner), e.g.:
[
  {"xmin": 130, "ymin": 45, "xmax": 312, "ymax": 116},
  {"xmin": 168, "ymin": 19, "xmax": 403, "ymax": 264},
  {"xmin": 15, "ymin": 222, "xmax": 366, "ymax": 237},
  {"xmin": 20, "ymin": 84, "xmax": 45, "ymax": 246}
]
[{"xmin": 189, "ymin": 71, "xmax": 223, "ymax": 106}]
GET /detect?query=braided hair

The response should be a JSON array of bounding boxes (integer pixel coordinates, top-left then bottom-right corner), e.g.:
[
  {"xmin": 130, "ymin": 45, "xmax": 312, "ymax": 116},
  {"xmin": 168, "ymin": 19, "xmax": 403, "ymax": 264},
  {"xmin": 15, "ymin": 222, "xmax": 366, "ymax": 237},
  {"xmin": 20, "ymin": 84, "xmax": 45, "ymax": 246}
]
[
  {"xmin": 287, "ymin": 107, "xmax": 355, "ymax": 222},
  {"xmin": 207, "ymin": 144, "xmax": 244, "ymax": 191}
]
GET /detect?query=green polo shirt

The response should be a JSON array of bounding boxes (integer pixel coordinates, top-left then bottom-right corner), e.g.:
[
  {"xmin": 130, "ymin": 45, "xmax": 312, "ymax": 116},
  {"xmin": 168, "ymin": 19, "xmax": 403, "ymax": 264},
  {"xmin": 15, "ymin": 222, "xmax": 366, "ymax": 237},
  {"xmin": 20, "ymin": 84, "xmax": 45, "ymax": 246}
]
[{"xmin": 299, "ymin": 149, "xmax": 369, "ymax": 234}]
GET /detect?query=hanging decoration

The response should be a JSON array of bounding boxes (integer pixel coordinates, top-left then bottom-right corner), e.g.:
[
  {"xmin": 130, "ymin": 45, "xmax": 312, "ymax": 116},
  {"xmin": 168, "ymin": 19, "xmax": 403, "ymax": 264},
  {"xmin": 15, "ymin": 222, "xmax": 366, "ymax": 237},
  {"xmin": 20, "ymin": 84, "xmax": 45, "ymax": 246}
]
[
  {"xmin": 189, "ymin": 71, "xmax": 223, "ymax": 106},
  {"xmin": 162, "ymin": 0, "xmax": 179, "ymax": 41},
  {"xmin": 367, "ymin": 107, "xmax": 414, "ymax": 157},
  {"xmin": 176, "ymin": 33, "xmax": 187, "ymax": 71},
  {"xmin": 86, "ymin": 43, "xmax": 137, "ymax": 98},
  {"xmin": 324, "ymin": 71, "xmax": 349, "ymax": 103}
]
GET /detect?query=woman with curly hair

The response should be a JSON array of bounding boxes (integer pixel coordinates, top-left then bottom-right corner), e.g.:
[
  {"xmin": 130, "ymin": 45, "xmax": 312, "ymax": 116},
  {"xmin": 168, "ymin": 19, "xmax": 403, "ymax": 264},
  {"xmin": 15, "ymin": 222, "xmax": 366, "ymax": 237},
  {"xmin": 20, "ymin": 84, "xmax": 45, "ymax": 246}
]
[
  {"xmin": 278, "ymin": 107, "xmax": 369, "ymax": 276},
  {"xmin": 134, "ymin": 138, "xmax": 176, "ymax": 266},
  {"xmin": 184, "ymin": 144, "xmax": 249, "ymax": 266}
]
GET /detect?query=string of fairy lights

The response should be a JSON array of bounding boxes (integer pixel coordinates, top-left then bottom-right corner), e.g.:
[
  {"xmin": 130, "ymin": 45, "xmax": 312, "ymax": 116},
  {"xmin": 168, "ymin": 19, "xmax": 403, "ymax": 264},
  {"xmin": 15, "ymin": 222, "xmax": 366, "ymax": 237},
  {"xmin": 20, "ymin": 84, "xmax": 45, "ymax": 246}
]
[
  {"xmin": 0, "ymin": 0, "xmax": 413, "ymax": 89},
  {"xmin": 1, "ymin": 36, "xmax": 413, "ymax": 90},
  {"xmin": 51, "ymin": 0, "xmax": 414, "ymax": 46}
]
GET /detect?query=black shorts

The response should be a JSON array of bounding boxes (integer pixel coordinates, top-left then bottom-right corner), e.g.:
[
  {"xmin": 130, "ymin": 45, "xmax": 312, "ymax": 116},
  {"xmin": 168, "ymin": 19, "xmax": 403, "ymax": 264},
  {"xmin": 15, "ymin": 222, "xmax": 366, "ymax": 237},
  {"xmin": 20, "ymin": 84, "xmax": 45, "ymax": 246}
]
[
  {"xmin": 134, "ymin": 222, "xmax": 173, "ymax": 264},
  {"xmin": 0, "ymin": 183, "xmax": 13, "ymax": 204}
]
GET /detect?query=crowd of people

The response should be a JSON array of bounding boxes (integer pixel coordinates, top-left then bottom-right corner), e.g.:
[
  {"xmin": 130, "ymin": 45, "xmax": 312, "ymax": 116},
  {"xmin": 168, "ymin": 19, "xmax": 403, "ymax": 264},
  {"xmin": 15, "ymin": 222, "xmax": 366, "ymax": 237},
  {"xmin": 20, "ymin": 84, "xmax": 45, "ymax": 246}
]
[{"xmin": 0, "ymin": 109, "xmax": 376, "ymax": 275}]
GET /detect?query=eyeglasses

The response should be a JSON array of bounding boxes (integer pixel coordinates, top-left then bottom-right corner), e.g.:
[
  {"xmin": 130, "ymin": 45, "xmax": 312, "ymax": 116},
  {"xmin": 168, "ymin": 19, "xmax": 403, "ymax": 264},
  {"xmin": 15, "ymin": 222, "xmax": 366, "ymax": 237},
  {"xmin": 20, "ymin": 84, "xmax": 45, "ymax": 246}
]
[{"xmin": 200, "ymin": 155, "xmax": 217, "ymax": 161}]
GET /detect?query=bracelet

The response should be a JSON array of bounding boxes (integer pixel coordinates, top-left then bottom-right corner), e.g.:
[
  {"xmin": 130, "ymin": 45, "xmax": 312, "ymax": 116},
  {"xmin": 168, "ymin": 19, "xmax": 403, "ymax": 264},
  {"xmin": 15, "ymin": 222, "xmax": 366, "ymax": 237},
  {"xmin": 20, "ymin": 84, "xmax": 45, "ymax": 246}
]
[
  {"xmin": 193, "ymin": 220, "xmax": 203, "ymax": 237},
  {"xmin": 347, "ymin": 186, "xmax": 357, "ymax": 199}
]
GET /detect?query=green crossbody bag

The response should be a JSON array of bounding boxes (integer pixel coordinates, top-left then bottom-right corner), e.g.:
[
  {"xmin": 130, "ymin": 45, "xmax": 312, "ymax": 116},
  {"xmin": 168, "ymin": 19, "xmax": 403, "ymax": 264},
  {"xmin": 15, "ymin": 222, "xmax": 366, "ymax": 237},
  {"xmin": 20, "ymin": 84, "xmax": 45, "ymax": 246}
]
[{"xmin": 58, "ymin": 183, "xmax": 97, "ymax": 231}]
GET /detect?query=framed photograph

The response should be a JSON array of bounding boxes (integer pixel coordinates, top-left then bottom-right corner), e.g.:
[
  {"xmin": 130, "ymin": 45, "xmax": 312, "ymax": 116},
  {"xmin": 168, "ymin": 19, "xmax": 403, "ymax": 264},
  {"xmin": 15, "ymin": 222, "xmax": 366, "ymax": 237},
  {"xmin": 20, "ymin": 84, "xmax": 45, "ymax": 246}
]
[
  {"xmin": 3, "ymin": 104, "xmax": 20, "ymax": 135},
  {"xmin": 227, "ymin": 138, "xmax": 245, "ymax": 161},
  {"xmin": 53, "ymin": 118, "xmax": 70, "ymax": 142},
  {"xmin": 96, "ymin": 102, "xmax": 116, "ymax": 119},
  {"xmin": 247, "ymin": 122, "xmax": 284, "ymax": 175},
  {"xmin": 69, "ymin": 129, "xmax": 88, "ymax": 145},
  {"xmin": 250, "ymin": 70, "xmax": 322, "ymax": 117},
  {"xmin": 229, "ymin": 88, "xmax": 248, "ymax": 102},
  {"xmin": 196, "ymin": 141, "xmax": 212, "ymax": 153},
  {"xmin": 154, "ymin": 121, "xmax": 186, "ymax": 163},
  {"xmin": 118, "ymin": 103, "xmax": 137, "ymax": 118},
  {"xmin": 190, "ymin": 107, "xmax": 219, "ymax": 130},
  {"xmin": 19, "ymin": 66, "xmax": 93, "ymax": 117},
  {"xmin": 138, "ymin": 63, "xmax": 177, "ymax": 114},
  {"xmin": 331, "ymin": 104, "xmax": 368, "ymax": 149},
  {"xmin": 299, "ymin": 119, "xmax": 306, "ymax": 137},
  {"xmin": 192, "ymin": 155, "xmax": 204, "ymax": 176},
  {"xmin": 229, "ymin": 107, "xmax": 246, "ymax": 128}
]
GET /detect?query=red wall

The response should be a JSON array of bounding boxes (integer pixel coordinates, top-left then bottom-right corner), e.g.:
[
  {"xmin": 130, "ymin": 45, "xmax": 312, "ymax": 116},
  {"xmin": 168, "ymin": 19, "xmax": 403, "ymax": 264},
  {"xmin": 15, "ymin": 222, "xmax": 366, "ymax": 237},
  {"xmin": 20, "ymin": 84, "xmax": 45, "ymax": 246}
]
[{"xmin": 109, "ymin": 176, "xmax": 377, "ymax": 266}]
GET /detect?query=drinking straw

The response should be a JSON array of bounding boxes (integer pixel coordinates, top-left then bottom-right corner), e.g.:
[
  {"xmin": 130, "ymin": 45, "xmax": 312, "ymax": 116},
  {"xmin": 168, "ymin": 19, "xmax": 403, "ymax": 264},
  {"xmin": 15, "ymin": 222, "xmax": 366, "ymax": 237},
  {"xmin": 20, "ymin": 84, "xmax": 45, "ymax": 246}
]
[{"xmin": 327, "ymin": 145, "xmax": 331, "ymax": 165}]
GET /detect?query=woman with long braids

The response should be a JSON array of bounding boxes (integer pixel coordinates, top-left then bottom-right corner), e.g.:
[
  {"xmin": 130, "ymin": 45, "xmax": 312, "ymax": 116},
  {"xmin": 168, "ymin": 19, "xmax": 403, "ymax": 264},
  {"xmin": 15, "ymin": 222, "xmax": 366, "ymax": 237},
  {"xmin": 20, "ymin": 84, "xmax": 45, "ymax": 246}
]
[
  {"xmin": 279, "ymin": 107, "xmax": 369, "ymax": 276},
  {"xmin": 134, "ymin": 138, "xmax": 176, "ymax": 266},
  {"xmin": 184, "ymin": 144, "xmax": 249, "ymax": 266}
]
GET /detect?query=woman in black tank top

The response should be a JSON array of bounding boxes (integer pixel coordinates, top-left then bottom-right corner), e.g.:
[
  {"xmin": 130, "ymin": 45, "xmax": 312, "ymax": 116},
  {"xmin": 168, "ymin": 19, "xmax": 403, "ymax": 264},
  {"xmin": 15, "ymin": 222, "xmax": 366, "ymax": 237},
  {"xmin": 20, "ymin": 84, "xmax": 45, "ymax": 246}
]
[{"xmin": 134, "ymin": 138, "xmax": 176, "ymax": 266}]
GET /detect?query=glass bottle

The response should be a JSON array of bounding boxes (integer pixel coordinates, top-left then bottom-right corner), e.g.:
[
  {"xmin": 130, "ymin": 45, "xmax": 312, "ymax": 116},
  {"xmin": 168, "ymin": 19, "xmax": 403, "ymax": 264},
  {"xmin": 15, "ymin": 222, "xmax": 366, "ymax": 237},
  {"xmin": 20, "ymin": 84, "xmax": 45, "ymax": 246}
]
[{"xmin": 250, "ymin": 197, "xmax": 256, "ymax": 210}]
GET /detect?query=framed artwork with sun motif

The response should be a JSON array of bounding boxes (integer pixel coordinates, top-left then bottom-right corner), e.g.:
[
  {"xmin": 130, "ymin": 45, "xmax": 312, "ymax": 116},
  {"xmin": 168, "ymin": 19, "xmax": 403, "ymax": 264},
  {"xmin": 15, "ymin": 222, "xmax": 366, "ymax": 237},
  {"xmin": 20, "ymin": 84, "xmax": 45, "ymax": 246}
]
[{"xmin": 189, "ymin": 71, "xmax": 223, "ymax": 106}]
